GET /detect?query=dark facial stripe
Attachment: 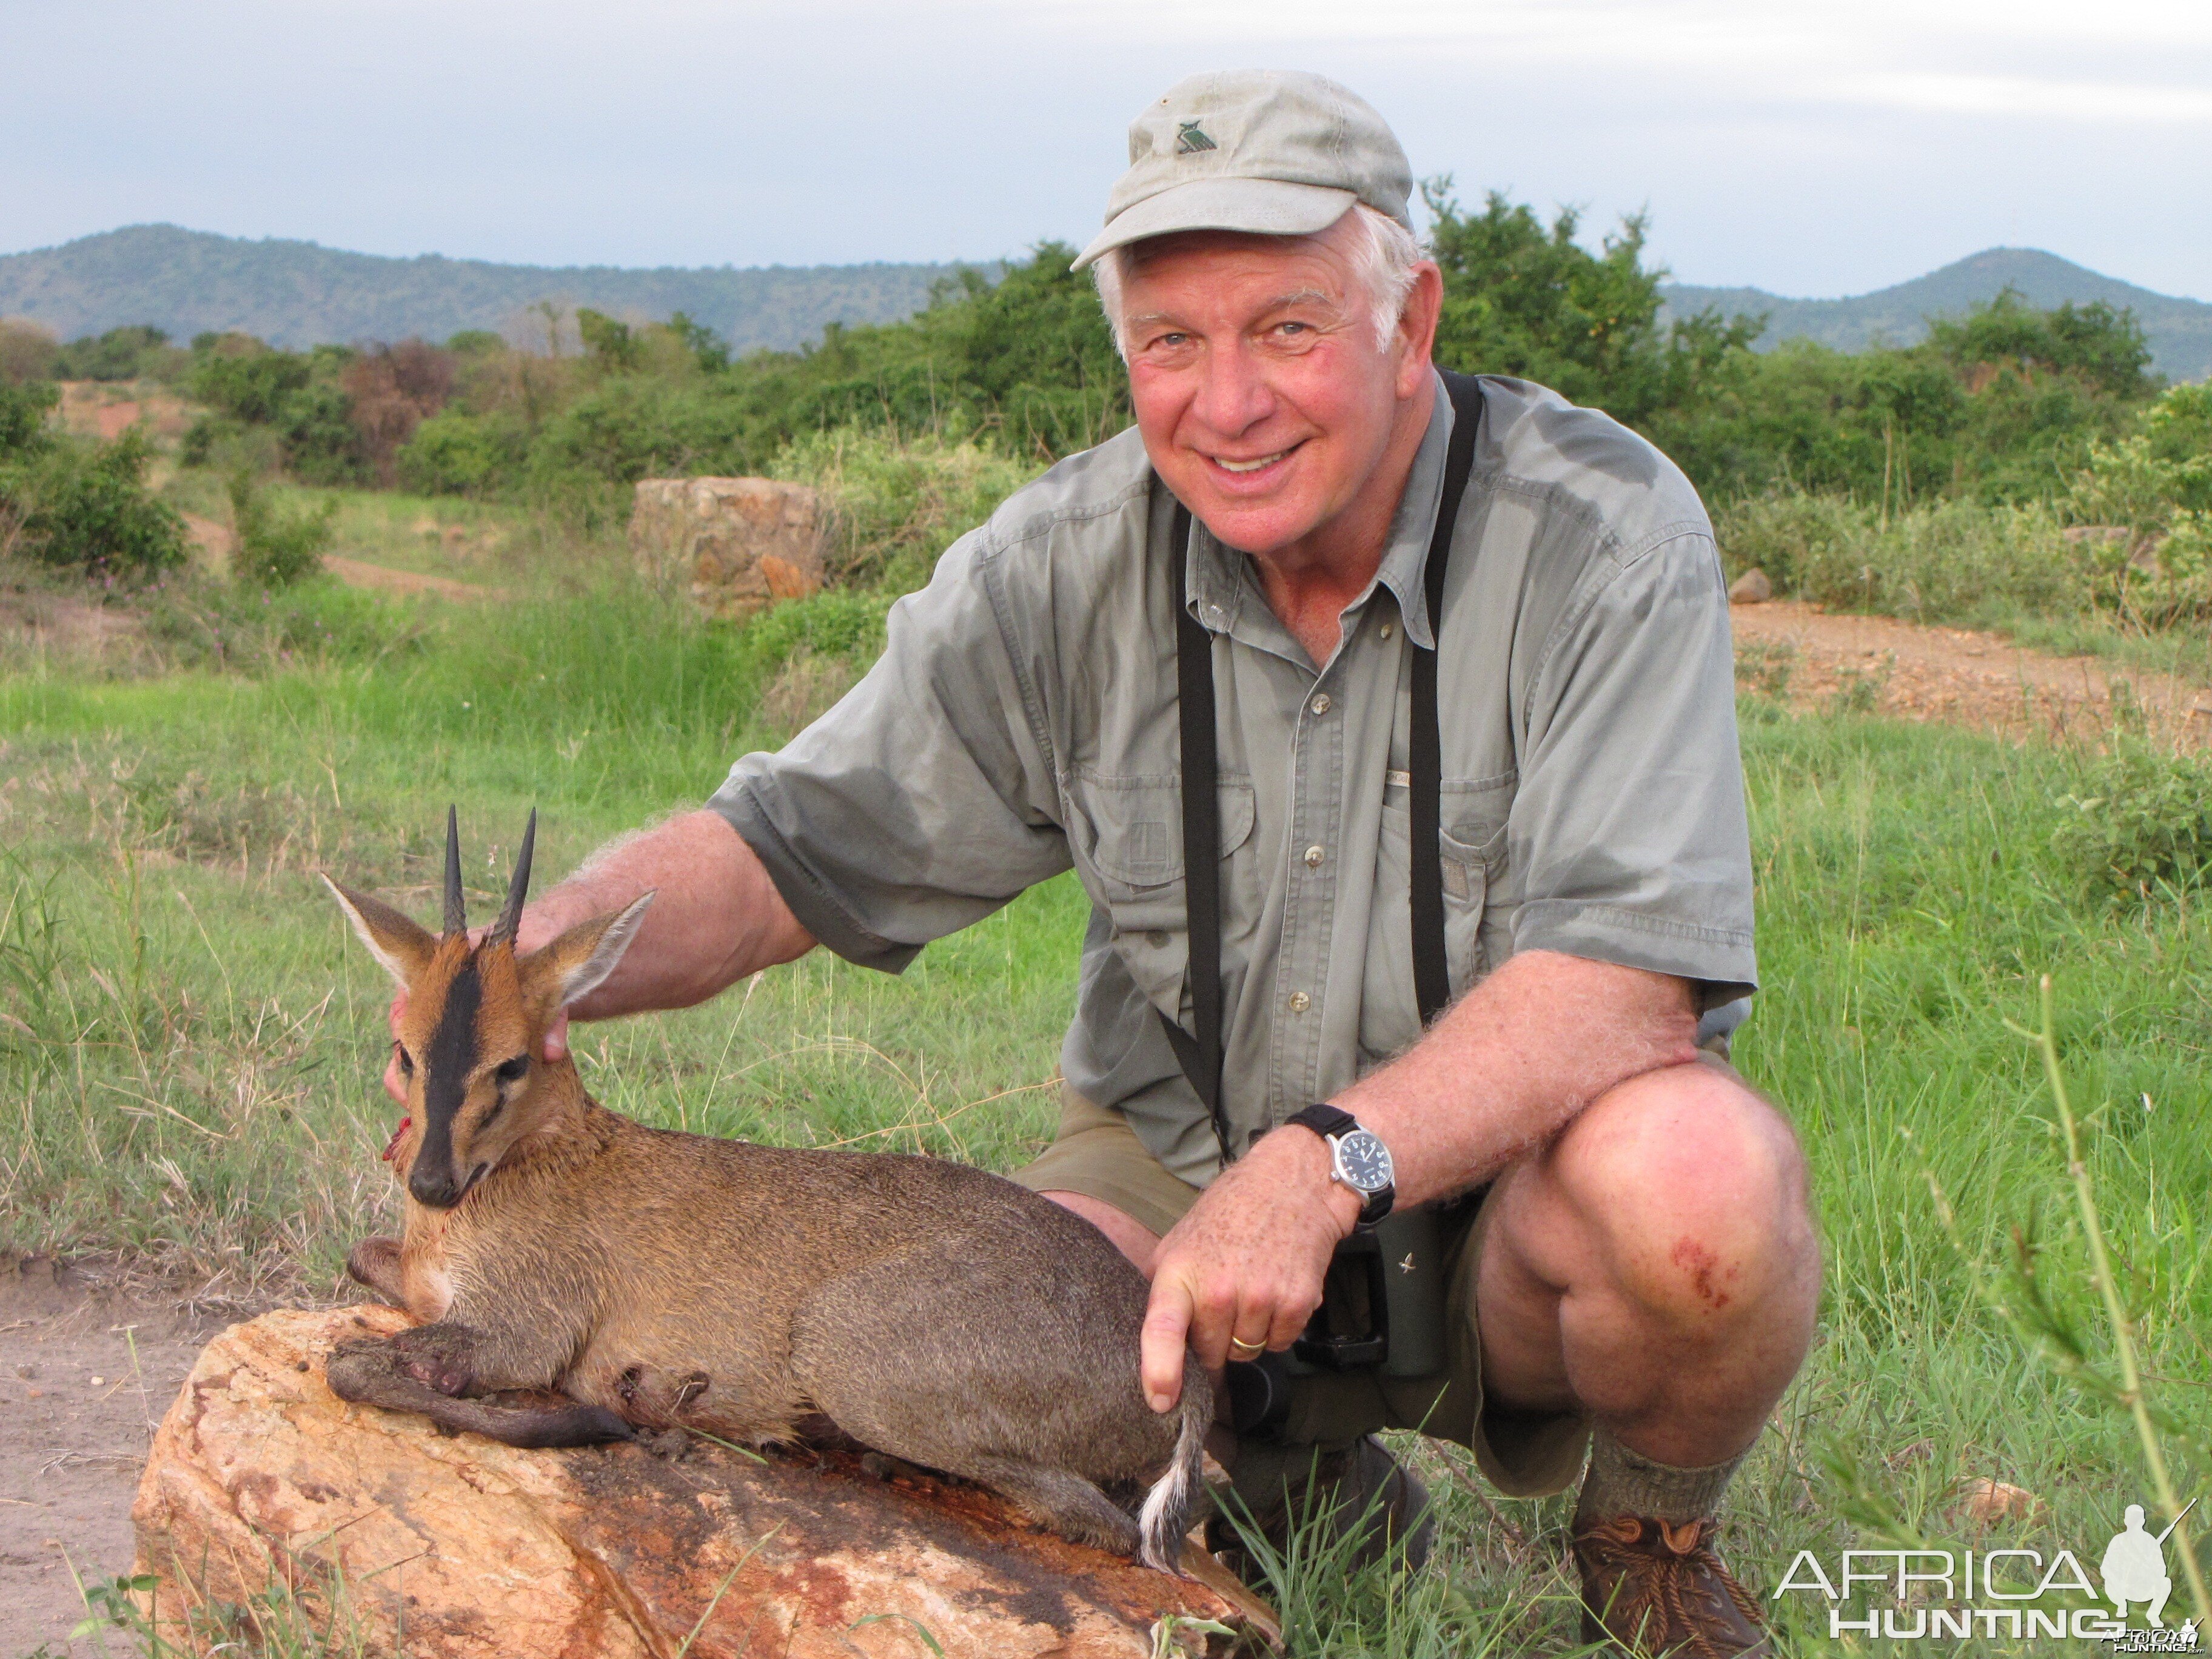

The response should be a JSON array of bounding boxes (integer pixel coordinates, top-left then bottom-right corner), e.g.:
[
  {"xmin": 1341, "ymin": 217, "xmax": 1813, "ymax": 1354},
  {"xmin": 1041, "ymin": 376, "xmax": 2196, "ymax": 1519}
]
[{"xmin": 413, "ymin": 957, "xmax": 482, "ymax": 1201}]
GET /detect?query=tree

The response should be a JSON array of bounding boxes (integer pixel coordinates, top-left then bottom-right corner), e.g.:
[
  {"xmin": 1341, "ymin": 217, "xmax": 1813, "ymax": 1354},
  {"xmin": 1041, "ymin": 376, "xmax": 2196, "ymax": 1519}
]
[{"xmin": 1423, "ymin": 182, "xmax": 1760, "ymax": 428}]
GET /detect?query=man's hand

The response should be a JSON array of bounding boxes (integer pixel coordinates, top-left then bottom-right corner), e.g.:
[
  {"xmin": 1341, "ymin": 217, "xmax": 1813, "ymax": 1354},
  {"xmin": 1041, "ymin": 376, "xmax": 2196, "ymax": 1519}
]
[{"xmin": 1139, "ymin": 1124, "xmax": 1361, "ymax": 1411}]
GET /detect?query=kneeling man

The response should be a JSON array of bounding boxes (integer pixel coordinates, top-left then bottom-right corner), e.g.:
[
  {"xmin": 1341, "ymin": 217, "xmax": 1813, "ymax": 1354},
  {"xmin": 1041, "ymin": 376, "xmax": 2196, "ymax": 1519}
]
[{"xmin": 421, "ymin": 71, "xmax": 1820, "ymax": 1657}]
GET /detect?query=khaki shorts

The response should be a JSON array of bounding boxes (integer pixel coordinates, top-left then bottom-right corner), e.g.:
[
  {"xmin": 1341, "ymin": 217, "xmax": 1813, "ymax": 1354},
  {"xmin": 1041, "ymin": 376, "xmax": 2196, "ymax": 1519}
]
[{"xmin": 1011, "ymin": 1084, "xmax": 1593, "ymax": 1496}]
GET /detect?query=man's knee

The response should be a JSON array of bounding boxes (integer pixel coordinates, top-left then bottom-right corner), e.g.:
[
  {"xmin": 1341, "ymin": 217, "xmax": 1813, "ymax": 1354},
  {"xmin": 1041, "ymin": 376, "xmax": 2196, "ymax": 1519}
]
[
  {"xmin": 1546, "ymin": 1061, "xmax": 1817, "ymax": 1330},
  {"xmin": 1040, "ymin": 1189, "xmax": 1161, "ymax": 1276}
]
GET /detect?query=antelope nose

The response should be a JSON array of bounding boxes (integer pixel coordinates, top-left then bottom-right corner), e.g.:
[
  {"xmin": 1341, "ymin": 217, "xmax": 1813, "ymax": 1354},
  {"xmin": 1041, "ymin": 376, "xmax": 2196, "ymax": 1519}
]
[{"xmin": 408, "ymin": 1168, "xmax": 462, "ymax": 1209}]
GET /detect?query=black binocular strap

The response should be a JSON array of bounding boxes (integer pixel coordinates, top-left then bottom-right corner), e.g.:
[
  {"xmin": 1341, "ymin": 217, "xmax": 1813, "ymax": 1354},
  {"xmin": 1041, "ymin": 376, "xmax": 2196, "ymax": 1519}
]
[{"xmin": 1165, "ymin": 371, "xmax": 1486, "ymax": 1163}]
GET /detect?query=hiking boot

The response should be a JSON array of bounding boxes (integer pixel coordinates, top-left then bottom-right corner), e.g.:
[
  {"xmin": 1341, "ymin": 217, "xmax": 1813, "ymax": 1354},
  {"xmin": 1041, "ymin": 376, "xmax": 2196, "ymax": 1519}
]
[
  {"xmin": 1573, "ymin": 1513, "xmax": 1770, "ymax": 1657},
  {"xmin": 1206, "ymin": 1435, "xmax": 1433, "ymax": 1583}
]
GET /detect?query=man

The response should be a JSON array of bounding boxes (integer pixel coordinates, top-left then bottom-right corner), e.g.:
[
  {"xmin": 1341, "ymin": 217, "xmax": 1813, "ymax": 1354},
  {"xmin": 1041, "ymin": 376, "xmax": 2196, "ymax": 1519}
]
[{"xmin": 391, "ymin": 72, "xmax": 1819, "ymax": 1655}]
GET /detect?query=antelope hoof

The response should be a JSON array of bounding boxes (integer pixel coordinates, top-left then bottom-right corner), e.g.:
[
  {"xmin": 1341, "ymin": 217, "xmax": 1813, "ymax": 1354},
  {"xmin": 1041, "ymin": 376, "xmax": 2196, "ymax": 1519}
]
[{"xmin": 389, "ymin": 1329, "xmax": 480, "ymax": 1397}]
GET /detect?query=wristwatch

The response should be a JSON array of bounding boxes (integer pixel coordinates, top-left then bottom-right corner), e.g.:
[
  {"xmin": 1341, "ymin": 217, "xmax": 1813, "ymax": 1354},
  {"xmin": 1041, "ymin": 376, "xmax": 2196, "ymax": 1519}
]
[{"xmin": 1284, "ymin": 1104, "xmax": 1395, "ymax": 1230}]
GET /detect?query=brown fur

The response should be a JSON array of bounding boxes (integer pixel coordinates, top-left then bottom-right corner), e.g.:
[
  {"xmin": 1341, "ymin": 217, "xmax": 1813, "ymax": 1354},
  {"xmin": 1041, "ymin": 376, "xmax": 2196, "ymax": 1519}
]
[{"xmin": 320, "ymin": 866, "xmax": 1210, "ymax": 1569}]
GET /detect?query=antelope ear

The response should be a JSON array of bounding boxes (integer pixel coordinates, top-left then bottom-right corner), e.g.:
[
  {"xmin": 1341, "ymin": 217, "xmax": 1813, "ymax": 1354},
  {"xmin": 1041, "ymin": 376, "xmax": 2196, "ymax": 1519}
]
[
  {"xmin": 320, "ymin": 876, "xmax": 439, "ymax": 986},
  {"xmin": 523, "ymin": 892, "xmax": 655, "ymax": 1010}
]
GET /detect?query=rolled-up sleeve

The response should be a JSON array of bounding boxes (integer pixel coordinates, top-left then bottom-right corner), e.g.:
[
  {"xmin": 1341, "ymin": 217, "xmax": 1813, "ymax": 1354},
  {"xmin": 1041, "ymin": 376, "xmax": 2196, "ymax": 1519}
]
[
  {"xmin": 1505, "ymin": 527, "xmax": 1757, "ymax": 1005},
  {"xmin": 708, "ymin": 532, "xmax": 1071, "ymax": 972}
]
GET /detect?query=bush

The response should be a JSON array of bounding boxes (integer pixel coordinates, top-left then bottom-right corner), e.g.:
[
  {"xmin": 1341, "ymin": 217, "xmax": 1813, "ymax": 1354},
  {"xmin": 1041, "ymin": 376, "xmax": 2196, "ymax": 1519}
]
[
  {"xmin": 769, "ymin": 426, "xmax": 1037, "ymax": 588},
  {"xmin": 54, "ymin": 325, "xmax": 184, "ymax": 383},
  {"xmin": 179, "ymin": 414, "xmax": 285, "ymax": 475},
  {"xmin": 2054, "ymin": 745, "xmax": 2212, "ymax": 902},
  {"xmin": 186, "ymin": 337, "xmax": 364, "ymax": 483},
  {"xmin": 226, "ymin": 470, "xmax": 335, "ymax": 587},
  {"xmin": 343, "ymin": 340, "xmax": 455, "ymax": 484},
  {"xmin": 396, "ymin": 409, "xmax": 531, "ymax": 495},
  {"xmin": 0, "ymin": 380, "xmax": 58, "ymax": 460},
  {"xmin": 1714, "ymin": 490, "xmax": 2085, "ymax": 624},
  {"xmin": 4, "ymin": 428, "xmax": 187, "ymax": 578},
  {"xmin": 1426, "ymin": 183, "xmax": 1756, "ymax": 431},
  {"xmin": 0, "ymin": 318, "xmax": 61, "ymax": 384}
]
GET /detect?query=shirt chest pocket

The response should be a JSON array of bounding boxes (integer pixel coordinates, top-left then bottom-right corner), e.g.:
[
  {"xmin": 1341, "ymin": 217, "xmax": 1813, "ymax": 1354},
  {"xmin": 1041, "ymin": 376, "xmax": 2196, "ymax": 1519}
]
[
  {"xmin": 1359, "ymin": 782, "xmax": 1509, "ymax": 1065},
  {"xmin": 1065, "ymin": 773, "xmax": 1257, "ymax": 1022}
]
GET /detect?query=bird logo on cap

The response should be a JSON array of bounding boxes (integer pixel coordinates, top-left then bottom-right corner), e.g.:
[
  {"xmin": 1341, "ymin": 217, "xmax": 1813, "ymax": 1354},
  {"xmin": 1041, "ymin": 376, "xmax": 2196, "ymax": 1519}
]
[{"xmin": 1175, "ymin": 120, "xmax": 1217, "ymax": 155}]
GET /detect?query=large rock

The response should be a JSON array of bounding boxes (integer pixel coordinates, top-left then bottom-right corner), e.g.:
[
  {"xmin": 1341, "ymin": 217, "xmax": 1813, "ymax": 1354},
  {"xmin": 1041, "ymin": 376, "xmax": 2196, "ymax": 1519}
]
[
  {"xmin": 630, "ymin": 477, "xmax": 831, "ymax": 620},
  {"xmin": 131, "ymin": 1306, "xmax": 1275, "ymax": 1658}
]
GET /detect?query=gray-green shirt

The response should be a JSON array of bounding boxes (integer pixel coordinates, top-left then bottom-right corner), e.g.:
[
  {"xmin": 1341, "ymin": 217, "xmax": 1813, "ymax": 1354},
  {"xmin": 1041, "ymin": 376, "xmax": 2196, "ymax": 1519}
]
[{"xmin": 711, "ymin": 373, "xmax": 1754, "ymax": 1184}]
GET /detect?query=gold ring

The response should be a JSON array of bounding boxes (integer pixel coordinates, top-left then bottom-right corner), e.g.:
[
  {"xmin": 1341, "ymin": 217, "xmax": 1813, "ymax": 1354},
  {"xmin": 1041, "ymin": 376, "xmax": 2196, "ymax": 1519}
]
[{"xmin": 1227, "ymin": 1336, "xmax": 1265, "ymax": 1359}]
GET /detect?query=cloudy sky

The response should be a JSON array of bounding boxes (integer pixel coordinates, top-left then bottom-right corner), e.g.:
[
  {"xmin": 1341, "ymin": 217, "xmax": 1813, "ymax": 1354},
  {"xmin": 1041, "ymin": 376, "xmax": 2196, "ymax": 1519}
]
[{"xmin": 7, "ymin": 0, "xmax": 2210, "ymax": 300}]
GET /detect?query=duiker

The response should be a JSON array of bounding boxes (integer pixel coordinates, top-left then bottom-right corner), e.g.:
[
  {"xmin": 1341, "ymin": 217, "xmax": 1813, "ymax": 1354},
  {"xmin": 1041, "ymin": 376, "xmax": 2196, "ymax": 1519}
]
[{"xmin": 320, "ymin": 811, "xmax": 1209, "ymax": 1572}]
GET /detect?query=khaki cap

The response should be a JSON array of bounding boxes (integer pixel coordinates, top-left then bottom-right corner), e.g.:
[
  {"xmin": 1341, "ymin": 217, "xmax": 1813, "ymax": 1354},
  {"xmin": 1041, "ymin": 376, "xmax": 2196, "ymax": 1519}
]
[{"xmin": 1072, "ymin": 70, "xmax": 1413, "ymax": 272}]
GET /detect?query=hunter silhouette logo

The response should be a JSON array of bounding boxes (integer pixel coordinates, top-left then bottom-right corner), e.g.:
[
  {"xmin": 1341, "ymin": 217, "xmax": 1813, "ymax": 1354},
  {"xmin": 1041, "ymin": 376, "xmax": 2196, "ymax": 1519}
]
[
  {"xmin": 1175, "ymin": 119, "xmax": 1216, "ymax": 155},
  {"xmin": 2103, "ymin": 1500, "xmax": 2193, "ymax": 1629},
  {"xmin": 1772, "ymin": 1495, "xmax": 2202, "ymax": 1644}
]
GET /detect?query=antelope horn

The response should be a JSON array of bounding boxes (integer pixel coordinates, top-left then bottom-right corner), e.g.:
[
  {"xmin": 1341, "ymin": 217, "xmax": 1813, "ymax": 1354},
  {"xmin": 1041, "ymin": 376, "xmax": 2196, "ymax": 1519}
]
[
  {"xmin": 489, "ymin": 808, "xmax": 536, "ymax": 946},
  {"xmin": 442, "ymin": 805, "xmax": 467, "ymax": 937}
]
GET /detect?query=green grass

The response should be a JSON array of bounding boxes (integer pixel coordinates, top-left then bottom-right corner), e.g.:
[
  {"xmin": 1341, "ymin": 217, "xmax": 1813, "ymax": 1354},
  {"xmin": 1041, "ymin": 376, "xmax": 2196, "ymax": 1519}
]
[{"xmin": 5, "ymin": 554, "xmax": 2208, "ymax": 1655}]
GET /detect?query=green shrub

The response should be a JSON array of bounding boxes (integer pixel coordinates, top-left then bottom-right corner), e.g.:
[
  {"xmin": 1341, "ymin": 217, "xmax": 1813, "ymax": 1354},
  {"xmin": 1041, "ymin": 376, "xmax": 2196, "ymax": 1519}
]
[
  {"xmin": 5, "ymin": 428, "xmax": 187, "ymax": 578},
  {"xmin": 1714, "ymin": 490, "xmax": 2084, "ymax": 624},
  {"xmin": 54, "ymin": 325, "xmax": 185, "ymax": 383},
  {"xmin": 0, "ymin": 318, "xmax": 61, "ymax": 384},
  {"xmin": 226, "ymin": 469, "xmax": 335, "ymax": 587},
  {"xmin": 396, "ymin": 409, "xmax": 531, "ymax": 495},
  {"xmin": 2053, "ymin": 745, "xmax": 2212, "ymax": 902},
  {"xmin": 769, "ymin": 426, "xmax": 1037, "ymax": 588},
  {"xmin": 0, "ymin": 380, "xmax": 58, "ymax": 460},
  {"xmin": 186, "ymin": 337, "xmax": 364, "ymax": 483}
]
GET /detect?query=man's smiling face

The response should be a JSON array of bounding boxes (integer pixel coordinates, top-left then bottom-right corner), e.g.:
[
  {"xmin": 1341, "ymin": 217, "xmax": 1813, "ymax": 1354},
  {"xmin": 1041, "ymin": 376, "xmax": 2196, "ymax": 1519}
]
[{"xmin": 1117, "ymin": 213, "xmax": 1438, "ymax": 562}]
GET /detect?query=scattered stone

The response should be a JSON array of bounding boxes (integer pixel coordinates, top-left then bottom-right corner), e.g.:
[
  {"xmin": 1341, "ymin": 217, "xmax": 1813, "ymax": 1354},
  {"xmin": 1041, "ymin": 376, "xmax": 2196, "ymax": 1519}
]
[
  {"xmin": 630, "ymin": 477, "xmax": 831, "ymax": 622},
  {"xmin": 132, "ymin": 1307, "xmax": 1275, "ymax": 1658},
  {"xmin": 1951, "ymin": 1477, "xmax": 2043, "ymax": 1526},
  {"xmin": 1727, "ymin": 568, "xmax": 1773, "ymax": 605}
]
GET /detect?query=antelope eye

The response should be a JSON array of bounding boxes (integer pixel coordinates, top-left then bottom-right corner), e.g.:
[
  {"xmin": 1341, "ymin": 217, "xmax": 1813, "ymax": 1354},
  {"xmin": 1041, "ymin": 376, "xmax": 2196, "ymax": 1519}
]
[
  {"xmin": 494, "ymin": 1055, "xmax": 529, "ymax": 1085},
  {"xmin": 395, "ymin": 1045, "xmax": 415, "ymax": 1078}
]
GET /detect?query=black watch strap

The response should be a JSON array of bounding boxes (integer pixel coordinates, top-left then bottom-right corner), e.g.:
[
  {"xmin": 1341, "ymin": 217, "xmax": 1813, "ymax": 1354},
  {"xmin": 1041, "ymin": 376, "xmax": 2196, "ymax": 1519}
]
[
  {"xmin": 1285, "ymin": 1103, "xmax": 1359, "ymax": 1141},
  {"xmin": 1284, "ymin": 1105, "xmax": 1394, "ymax": 1227}
]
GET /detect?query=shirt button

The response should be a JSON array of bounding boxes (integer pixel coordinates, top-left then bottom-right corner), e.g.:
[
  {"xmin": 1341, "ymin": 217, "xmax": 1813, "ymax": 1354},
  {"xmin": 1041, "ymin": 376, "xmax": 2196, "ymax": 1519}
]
[
  {"xmin": 1379, "ymin": 622, "xmax": 1395, "ymax": 640},
  {"xmin": 1287, "ymin": 990, "xmax": 1312, "ymax": 1014},
  {"xmin": 1310, "ymin": 693, "xmax": 1332, "ymax": 716},
  {"xmin": 1304, "ymin": 844, "xmax": 1326, "ymax": 868}
]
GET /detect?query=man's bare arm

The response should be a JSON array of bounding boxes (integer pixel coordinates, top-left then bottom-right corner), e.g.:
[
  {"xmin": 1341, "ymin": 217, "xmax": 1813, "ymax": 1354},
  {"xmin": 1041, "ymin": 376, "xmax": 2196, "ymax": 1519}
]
[
  {"xmin": 515, "ymin": 809, "xmax": 817, "ymax": 1018},
  {"xmin": 1335, "ymin": 949, "xmax": 1699, "ymax": 1208},
  {"xmin": 1138, "ymin": 949, "xmax": 1698, "ymax": 1407}
]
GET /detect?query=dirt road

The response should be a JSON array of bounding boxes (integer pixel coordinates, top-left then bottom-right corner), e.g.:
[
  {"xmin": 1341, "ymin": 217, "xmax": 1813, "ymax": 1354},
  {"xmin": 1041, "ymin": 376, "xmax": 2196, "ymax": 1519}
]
[
  {"xmin": 1730, "ymin": 598, "xmax": 2212, "ymax": 748},
  {"xmin": 0, "ymin": 1261, "xmax": 234, "ymax": 1657}
]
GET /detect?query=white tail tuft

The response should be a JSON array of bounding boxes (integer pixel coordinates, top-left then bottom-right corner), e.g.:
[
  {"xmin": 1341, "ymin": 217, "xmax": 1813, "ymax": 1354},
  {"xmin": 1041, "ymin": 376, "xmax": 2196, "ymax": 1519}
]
[{"xmin": 1137, "ymin": 1386, "xmax": 1208, "ymax": 1575}]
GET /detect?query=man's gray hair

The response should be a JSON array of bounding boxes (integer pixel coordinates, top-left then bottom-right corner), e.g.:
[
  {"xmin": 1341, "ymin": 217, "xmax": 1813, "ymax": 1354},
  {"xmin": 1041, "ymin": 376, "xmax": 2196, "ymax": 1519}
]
[{"xmin": 1090, "ymin": 203, "xmax": 1424, "ymax": 361}]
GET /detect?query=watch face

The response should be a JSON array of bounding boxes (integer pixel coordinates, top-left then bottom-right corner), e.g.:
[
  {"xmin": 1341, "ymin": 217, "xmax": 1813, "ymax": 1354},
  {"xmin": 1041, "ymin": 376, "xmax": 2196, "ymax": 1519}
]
[{"xmin": 1334, "ymin": 1130, "xmax": 1394, "ymax": 1194}]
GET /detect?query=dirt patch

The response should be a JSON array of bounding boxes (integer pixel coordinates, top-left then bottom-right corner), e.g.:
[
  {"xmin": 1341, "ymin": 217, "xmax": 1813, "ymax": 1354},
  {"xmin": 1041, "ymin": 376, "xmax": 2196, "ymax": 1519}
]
[
  {"xmin": 323, "ymin": 555, "xmax": 498, "ymax": 603},
  {"xmin": 1730, "ymin": 599, "xmax": 2212, "ymax": 747},
  {"xmin": 55, "ymin": 383, "xmax": 194, "ymax": 448},
  {"xmin": 170, "ymin": 519, "xmax": 498, "ymax": 602},
  {"xmin": 0, "ymin": 1259, "xmax": 240, "ymax": 1658}
]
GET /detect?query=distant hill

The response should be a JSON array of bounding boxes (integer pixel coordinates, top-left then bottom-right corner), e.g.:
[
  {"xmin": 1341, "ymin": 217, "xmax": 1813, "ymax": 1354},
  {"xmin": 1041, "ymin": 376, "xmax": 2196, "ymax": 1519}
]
[
  {"xmin": 0, "ymin": 224, "xmax": 982, "ymax": 354},
  {"xmin": 1662, "ymin": 247, "xmax": 2212, "ymax": 382}
]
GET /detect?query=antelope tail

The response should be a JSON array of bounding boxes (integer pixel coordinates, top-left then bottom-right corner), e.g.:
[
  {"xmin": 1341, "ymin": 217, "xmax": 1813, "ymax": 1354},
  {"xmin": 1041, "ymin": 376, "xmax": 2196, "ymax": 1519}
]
[{"xmin": 1137, "ymin": 1367, "xmax": 1210, "ymax": 1575}]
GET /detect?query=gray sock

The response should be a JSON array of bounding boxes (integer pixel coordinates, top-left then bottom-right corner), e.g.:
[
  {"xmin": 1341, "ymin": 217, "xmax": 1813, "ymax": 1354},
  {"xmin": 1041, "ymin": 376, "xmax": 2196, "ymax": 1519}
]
[{"xmin": 1575, "ymin": 1426, "xmax": 1747, "ymax": 1524}]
